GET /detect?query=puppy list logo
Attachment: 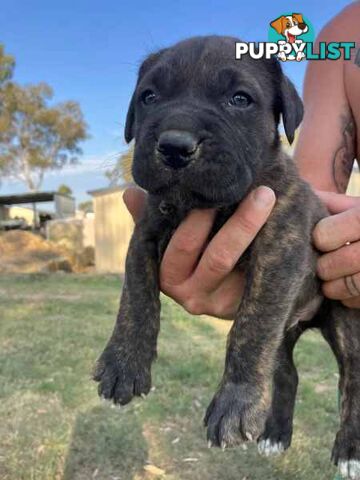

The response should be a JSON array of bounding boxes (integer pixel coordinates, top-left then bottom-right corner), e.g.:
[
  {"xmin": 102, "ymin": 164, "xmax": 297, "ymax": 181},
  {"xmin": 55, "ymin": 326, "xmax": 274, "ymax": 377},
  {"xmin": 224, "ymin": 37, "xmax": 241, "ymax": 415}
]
[{"xmin": 235, "ymin": 13, "xmax": 355, "ymax": 62}]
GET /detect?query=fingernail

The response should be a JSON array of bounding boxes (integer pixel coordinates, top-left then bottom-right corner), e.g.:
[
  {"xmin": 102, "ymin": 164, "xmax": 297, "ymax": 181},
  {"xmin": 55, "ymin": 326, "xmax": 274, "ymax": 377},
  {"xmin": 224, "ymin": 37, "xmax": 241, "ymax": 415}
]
[{"xmin": 253, "ymin": 186, "xmax": 275, "ymax": 207}]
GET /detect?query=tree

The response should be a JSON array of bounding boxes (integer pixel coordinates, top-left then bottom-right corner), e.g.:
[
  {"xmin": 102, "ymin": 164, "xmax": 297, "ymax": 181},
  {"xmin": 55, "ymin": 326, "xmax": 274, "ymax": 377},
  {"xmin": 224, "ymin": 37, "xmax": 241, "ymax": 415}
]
[
  {"xmin": 57, "ymin": 184, "xmax": 72, "ymax": 196},
  {"xmin": 0, "ymin": 44, "xmax": 14, "ymax": 87},
  {"xmin": 106, "ymin": 145, "xmax": 134, "ymax": 186},
  {"xmin": 78, "ymin": 200, "xmax": 93, "ymax": 213},
  {"xmin": 0, "ymin": 81, "xmax": 88, "ymax": 191}
]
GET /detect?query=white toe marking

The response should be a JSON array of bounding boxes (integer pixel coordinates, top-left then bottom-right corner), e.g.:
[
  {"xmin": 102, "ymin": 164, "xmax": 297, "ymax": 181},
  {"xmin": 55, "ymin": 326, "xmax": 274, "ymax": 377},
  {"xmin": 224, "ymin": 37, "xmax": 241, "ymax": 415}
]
[
  {"xmin": 350, "ymin": 460, "xmax": 360, "ymax": 479},
  {"xmin": 339, "ymin": 460, "xmax": 360, "ymax": 479},
  {"xmin": 258, "ymin": 439, "xmax": 285, "ymax": 457}
]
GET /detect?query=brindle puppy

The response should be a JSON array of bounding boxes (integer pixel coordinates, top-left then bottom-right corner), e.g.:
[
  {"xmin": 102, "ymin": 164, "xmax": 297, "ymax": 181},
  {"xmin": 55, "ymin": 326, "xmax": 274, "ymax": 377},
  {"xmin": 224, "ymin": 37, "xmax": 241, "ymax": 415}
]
[{"xmin": 93, "ymin": 36, "xmax": 360, "ymax": 479}]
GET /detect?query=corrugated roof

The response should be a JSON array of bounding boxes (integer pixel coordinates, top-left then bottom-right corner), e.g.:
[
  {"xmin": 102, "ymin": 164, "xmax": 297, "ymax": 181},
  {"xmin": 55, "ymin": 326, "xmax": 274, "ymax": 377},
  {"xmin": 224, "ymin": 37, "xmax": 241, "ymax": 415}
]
[
  {"xmin": 0, "ymin": 191, "xmax": 74, "ymax": 205},
  {"xmin": 88, "ymin": 183, "xmax": 135, "ymax": 197}
]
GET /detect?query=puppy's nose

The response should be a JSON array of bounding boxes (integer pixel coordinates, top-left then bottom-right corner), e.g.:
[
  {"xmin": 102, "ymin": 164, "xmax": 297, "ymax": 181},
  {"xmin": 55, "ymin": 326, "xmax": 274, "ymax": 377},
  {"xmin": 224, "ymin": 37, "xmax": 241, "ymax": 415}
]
[
  {"xmin": 157, "ymin": 130, "xmax": 199, "ymax": 169},
  {"xmin": 298, "ymin": 22, "xmax": 307, "ymax": 30}
]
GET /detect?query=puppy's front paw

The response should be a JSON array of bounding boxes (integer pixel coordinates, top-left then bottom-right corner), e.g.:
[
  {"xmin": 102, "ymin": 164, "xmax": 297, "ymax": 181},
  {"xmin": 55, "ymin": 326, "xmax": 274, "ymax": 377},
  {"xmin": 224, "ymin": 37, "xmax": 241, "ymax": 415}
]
[
  {"xmin": 332, "ymin": 428, "xmax": 360, "ymax": 479},
  {"xmin": 204, "ymin": 382, "xmax": 269, "ymax": 448},
  {"xmin": 257, "ymin": 414, "xmax": 293, "ymax": 456},
  {"xmin": 93, "ymin": 343, "xmax": 152, "ymax": 405}
]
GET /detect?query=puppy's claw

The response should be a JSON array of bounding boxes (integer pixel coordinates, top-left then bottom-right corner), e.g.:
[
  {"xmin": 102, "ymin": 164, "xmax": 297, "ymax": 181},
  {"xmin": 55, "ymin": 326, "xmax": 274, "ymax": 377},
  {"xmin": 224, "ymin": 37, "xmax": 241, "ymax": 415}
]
[
  {"xmin": 207, "ymin": 440, "xmax": 213, "ymax": 449},
  {"xmin": 245, "ymin": 431, "xmax": 253, "ymax": 441}
]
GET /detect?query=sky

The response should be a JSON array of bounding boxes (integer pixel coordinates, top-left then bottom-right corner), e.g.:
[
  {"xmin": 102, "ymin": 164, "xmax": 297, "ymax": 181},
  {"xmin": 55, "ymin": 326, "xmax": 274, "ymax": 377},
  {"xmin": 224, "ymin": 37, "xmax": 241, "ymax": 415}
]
[{"xmin": 0, "ymin": 0, "xmax": 353, "ymax": 204}]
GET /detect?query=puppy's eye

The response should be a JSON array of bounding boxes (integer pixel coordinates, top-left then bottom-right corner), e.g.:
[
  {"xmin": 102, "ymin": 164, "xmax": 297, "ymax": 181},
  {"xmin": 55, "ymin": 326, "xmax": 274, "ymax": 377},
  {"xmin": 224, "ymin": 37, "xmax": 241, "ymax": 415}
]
[
  {"xmin": 229, "ymin": 92, "xmax": 253, "ymax": 108},
  {"xmin": 141, "ymin": 90, "xmax": 157, "ymax": 105}
]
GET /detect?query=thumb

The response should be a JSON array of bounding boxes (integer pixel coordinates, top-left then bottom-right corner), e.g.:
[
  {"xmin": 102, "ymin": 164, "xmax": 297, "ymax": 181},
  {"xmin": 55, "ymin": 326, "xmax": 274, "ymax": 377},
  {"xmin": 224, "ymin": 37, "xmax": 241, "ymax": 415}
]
[
  {"xmin": 315, "ymin": 190, "xmax": 360, "ymax": 214},
  {"xmin": 123, "ymin": 187, "xmax": 147, "ymax": 223}
]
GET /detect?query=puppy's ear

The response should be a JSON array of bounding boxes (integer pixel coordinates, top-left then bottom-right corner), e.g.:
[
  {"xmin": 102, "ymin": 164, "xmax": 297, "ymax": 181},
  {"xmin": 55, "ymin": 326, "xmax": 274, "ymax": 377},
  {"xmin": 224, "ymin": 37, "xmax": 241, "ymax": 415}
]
[
  {"xmin": 124, "ymin": 49, "xmax": 168, "ymax": 143},
  {"xmin": 292, "ymin": 13, "xmax": 304, "ymax": 24},
  {"xmin": 124, "ymin": 93, "xmax": 136, "ymax": 143},
  {"xmin": 280, "ymin": 75, "xmax": 304, "ymax": 144},
  {"xmin": 270, "ymin": 16, "xmax": 285, "ymax": 34}
]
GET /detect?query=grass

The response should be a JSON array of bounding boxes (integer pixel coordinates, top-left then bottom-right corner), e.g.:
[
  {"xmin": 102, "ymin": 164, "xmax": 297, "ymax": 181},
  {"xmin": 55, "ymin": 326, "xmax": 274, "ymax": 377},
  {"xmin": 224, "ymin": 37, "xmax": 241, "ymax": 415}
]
[{"xmin": 0, "ymin": 274, "xmax": 342, "ymax": 480}]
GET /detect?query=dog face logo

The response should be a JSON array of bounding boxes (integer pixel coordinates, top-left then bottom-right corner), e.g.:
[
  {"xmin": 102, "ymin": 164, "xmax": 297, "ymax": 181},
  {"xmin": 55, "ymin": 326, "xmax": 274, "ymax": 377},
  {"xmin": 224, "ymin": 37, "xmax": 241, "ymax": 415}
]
[
  {"xmin": 270, "ymin": 13, "xmax": 309, "ymax": 61},
  {"xmin": 271, "ymin": 14, "xmax": 309, "ymax": 43}
]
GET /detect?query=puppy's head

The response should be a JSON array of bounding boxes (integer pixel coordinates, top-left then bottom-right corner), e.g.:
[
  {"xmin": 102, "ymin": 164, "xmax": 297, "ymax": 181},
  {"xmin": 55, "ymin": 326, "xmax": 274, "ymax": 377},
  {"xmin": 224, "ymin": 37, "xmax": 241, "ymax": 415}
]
[
  {"xmin": 271, "ymin": 14, "xmax": 308, "ymax": 41},
  {"xmin": 125, "ymin": 36, "xmax": 303, "ymax": 207}
]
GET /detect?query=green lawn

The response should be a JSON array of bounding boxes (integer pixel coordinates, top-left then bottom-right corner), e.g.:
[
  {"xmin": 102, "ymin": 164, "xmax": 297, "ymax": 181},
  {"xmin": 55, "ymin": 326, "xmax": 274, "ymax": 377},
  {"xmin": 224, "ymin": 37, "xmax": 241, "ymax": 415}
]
[{"xmin": 0, "ymin": 274, "xmax": 341, "ymax": 480}]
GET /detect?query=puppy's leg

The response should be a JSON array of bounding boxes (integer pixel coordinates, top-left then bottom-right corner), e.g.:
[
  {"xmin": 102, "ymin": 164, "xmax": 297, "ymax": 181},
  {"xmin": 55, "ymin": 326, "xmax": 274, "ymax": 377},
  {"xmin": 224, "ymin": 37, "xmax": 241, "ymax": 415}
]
[
  {"xmin": 204, "ymin": 248, "xmax": 307, "ymax": 448},
  {"xmin": 258, "ymin": 325, "xmax": 304, "ymax": 456},
  {"xmin": 93, "ymin": 221, "xmax": 160, "ymax": 405},
  {"xmin": 321, "ymin": 303, "xmax": 360, "ymax": 480}
]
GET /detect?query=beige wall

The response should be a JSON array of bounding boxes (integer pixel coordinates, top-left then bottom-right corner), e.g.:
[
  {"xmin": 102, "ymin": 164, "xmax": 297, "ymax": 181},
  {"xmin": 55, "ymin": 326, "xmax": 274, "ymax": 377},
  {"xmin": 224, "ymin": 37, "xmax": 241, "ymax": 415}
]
[
  {"xmin": 0, "ymin": 206, "xmax": 9, "ymax": 221},
  {"xmin": 93, "ymin": 189, "xmax": 134, "ymax": 273},
  {"xmin": 8, "ymin": 206, "xmax": 35, "ymax": 224},
  {"xmin": 82, "ymin": 215, "xmax": 95, "ymax": 248}
]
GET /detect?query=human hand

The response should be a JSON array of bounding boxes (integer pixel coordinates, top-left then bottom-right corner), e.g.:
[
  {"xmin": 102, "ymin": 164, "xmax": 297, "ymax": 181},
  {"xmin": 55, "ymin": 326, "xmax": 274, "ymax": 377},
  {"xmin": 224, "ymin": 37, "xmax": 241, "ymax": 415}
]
[
  {"xmin": 123, "ymin": 185, "xmax": 276, "ymax": 319},
  {"xmin": 313, "ymin": 191, "xmax": 360, "ymax": 309}
]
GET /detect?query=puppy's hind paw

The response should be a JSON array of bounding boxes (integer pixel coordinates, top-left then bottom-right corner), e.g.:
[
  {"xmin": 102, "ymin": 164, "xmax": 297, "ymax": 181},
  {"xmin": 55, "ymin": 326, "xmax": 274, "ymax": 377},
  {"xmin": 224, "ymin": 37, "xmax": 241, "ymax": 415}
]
[
  {"xmin": 93, "ymin": 344, "xmax": 152, "ymax": 406},
  {"xmin": 204, "ymin": 382, "xmax": 268, "ymax": 448},
  {"xmin": 332, "ymin": 428, "xmax": 360, "ymax": 479},
  {"xmin": 257, "ymin": 439, "xmax": 285, "ymax": 457},
  {"xmin": 257, "ymin": 415, "xmax": 293, "ymax": 456},
  {"xmin": 338, "ymin": 460, "xmax": 360, "ymax": 480}
]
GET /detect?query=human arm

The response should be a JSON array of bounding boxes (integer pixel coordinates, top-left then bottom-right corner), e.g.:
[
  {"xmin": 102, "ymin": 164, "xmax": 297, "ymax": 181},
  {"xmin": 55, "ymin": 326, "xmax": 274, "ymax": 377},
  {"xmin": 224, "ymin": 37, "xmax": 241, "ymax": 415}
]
[{"xmin": 294, "ymin": 3, "xmax": 360, "ymax": 308}]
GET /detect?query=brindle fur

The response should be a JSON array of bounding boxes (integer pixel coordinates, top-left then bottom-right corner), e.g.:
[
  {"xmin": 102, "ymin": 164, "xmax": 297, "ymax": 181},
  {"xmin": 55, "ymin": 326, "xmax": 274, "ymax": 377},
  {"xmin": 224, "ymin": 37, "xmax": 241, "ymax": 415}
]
[{"xmin": 93, "ymin": 36, "xmax": 360, "ymax": 471}]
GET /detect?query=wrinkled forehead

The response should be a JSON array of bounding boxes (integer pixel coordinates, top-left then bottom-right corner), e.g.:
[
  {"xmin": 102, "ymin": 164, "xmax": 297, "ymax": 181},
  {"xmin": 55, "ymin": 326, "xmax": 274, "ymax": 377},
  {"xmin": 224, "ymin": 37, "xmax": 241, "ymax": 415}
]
[{"xmin": 138, "ymin": 38, "xmax": 276, "ymax": 97}]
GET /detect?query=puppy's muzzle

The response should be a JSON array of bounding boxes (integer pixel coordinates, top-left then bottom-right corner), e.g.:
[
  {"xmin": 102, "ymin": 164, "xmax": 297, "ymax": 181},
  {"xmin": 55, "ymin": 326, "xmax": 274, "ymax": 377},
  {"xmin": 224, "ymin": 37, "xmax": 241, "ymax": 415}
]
[{"xmin": 157, "ymin": 129, "xmax": 199, "ymax": 169}]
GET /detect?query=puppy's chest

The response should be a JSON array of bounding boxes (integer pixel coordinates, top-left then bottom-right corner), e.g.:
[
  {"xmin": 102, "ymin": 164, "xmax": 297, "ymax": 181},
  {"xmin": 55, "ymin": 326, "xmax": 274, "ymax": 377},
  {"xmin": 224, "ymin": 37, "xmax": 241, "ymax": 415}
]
[{"xmin": 153, "ymin": 201, "xmax": 251, "ymax": 268}]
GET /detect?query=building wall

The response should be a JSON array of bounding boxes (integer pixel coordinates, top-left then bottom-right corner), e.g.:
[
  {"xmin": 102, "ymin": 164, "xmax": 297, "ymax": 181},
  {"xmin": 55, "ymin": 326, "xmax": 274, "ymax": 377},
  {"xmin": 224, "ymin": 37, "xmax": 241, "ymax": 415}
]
[
  {"xmin": 0, "ymin": 206, "xmax": 9, "ymax": 221},
  {"xmin": 8, "ymin": 206, "xmax": 35, "ymax": 224},
  {"xmin": 82, "ymin": 214, "xmax": 95, "ymax": 248},
  {"xmin": 93, "ymin": 189, "xmax": 134, "ymax": 273}
]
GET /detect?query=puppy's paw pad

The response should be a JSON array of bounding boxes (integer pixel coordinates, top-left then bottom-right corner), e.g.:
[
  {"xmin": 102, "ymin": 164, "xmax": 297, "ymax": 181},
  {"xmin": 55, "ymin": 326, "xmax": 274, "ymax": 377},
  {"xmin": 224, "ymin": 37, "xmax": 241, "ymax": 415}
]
[
  {"xmin": 338, "ymin": 460, "xmax": 360, "ymax": 480},
  {"xmin": 93, "ymin": 346, "xmax": 151, "ymax": 405},
  {"xmin": 257, "ymin": 439, "xmax": 285, "ymax": 457}
]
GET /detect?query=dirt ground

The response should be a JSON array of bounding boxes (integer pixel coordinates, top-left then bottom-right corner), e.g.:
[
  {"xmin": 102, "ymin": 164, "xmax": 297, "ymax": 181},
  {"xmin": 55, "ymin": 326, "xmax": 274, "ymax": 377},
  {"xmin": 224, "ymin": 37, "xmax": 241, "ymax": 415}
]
[{"xmin": 0, "ymin": 230, "xmax": 94, "ymax": 273}]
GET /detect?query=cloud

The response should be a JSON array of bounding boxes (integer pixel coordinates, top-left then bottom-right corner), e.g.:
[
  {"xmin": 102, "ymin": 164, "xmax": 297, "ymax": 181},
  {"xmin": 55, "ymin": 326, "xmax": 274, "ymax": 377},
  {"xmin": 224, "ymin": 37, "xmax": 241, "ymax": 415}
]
[
  {"xmin": 48, "ymin": 151, "xmax": 121, "ymax": 177},
  {"xmin": 0, "ymin": 150, "xmax": 124, "ymax": 193}
]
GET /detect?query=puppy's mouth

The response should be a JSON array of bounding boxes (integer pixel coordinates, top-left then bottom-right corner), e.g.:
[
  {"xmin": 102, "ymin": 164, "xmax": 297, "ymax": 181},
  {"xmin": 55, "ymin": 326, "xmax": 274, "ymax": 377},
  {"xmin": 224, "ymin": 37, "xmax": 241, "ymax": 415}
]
[{"xmin": 287, "ymin": 32, "xmax": 296, "ymax": 43}]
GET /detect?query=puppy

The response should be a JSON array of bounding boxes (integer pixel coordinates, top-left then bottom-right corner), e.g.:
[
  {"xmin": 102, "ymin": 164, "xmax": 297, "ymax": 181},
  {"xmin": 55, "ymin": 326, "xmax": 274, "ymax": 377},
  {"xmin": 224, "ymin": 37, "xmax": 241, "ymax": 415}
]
[{"xmin": 93, "ymin": 36, "xmax": 360, "ymax": 479}]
